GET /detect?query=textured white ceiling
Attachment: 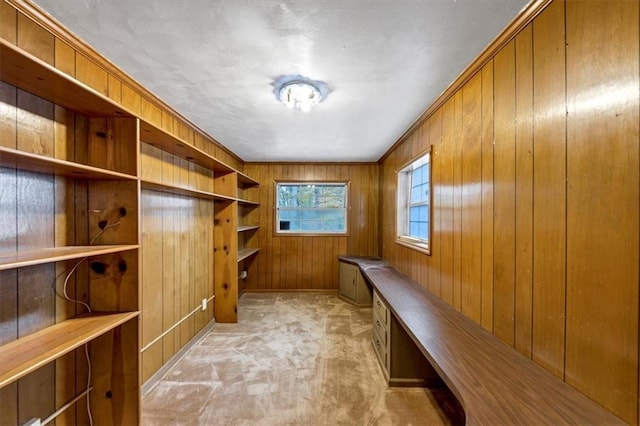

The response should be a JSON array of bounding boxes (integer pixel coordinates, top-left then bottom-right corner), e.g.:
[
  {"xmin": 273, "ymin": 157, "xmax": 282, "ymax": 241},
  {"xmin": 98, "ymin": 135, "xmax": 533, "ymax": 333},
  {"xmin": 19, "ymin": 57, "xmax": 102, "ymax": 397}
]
[{"xmin": 33, "ymin": 0, "xmax": 529, "ymax": 162}]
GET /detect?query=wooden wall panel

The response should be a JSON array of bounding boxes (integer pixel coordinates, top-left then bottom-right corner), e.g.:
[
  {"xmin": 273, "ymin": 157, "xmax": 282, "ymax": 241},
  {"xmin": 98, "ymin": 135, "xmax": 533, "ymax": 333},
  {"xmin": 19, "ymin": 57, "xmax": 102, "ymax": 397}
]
[
  {"xmin": 243, "ymin": 163, "xmax": 378, "ymax": 291},
  {"xmin": 428, "ymin": 111, "xmax": 443, "ymax": 298},
  {"xmin": 0, "ymin": 82, "xmax": 17, "ymax": 148},
  {"xmin": 565, "ymin": 0, "xmax": 639, "ymax": 422},
  {"xmin": 439, "ymin": 98, "xmax": 455, "ymax": 306},
  {"xmin": 492, "ymin": 40, "xmax": 516, "ymax": 346},
  {"xmin": 140, "ymin": 145, "xmax": 216, "ymax": 379},
  {"xmin": 54, "ymin": 38, "xmax": 75, "ymax": 77},
  {"xmin": 16, "ymin": 90, "xmax": 53, "ymax": 156},
  {"xmin": 514, "ymin": 24, "xmax": 534, "ymax": 358},
  {"xmin": 460, "ymin": 73, "xmax": 482, "ymax": 323},
  {"xmin": 452, "ymin": 91, "xmax": 463, "ymax": 312},
  {"xmin": 141, "ymin": 190, "xmax": 163, "ymax": 383},
  {"xmin": 0, "ymin": 1, "xmax": 17, "ymax": 43},
  {"xmin": 379, "ymin": 0, "xmax": 639, "ymax": 421},
  {"xmin": 480, "ymin": 61, "xmax": 494, "ymax": 332},
  {"xmin": 76, "ymin": 54, "xmax": 108, "ymax": 96},
  {"xmin": 16, "ymin": 12, "xmax": 52, "ymax": 65},
  {"xmin": 531, "ymin": 0, "xmax": 566, "ymax": 378}
]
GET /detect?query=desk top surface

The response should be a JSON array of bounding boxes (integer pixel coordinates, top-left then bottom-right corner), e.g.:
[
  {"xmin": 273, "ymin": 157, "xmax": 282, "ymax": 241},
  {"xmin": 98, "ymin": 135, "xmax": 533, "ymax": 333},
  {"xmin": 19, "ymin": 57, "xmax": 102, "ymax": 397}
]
[{"xmin": 339, "ymin": 256, "xmax": 623, "ymax": 425}]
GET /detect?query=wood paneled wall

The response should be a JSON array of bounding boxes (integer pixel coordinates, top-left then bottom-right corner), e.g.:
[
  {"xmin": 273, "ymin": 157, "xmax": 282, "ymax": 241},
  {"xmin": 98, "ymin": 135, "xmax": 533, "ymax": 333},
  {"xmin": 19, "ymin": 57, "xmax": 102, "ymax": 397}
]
[
  {"xmin": 242, "ymin": 163, "xmax": 379, "ymax": 291},
  {"xmin": 379, "ymin": 0, "xmax": 639, "ymax": 422},
  {"xmin": 139, "ymin": 144, "xmax": 215, "ymax": 382}
]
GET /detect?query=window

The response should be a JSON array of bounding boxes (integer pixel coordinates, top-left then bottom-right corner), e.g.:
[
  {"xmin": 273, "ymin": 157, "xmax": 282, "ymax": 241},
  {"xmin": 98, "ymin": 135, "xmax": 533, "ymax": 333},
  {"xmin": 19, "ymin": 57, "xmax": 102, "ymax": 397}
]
[
  {"xmin": 396, "ymin": 148, "xmax": 431, "ymax": 254},
  {"xmin": 276, "ymin": 182, "xmax": 348, "ymax": 235}
]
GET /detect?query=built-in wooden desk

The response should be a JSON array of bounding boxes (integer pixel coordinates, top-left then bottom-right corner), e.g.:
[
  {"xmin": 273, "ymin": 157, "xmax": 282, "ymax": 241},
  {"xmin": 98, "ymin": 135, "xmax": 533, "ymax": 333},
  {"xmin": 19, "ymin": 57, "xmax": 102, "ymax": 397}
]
[{"xmin": 339, "ymin": 256, "xmax": 624, "ymax": 425}]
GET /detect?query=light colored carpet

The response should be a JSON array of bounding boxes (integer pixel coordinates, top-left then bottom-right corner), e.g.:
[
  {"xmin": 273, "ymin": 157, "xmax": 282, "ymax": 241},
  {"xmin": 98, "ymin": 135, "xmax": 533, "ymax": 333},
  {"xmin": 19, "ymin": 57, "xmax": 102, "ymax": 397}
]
[{"xmin": 142, "ymin": 293, "xmax": 462, "ymax": 425}]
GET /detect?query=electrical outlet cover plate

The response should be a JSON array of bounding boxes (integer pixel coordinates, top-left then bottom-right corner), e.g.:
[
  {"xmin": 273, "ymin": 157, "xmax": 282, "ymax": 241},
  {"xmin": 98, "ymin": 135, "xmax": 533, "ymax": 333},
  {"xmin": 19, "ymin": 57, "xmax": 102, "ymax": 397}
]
[{"xmin": 201, "ymin": 298, "xmax": 207, "ymax": 311}]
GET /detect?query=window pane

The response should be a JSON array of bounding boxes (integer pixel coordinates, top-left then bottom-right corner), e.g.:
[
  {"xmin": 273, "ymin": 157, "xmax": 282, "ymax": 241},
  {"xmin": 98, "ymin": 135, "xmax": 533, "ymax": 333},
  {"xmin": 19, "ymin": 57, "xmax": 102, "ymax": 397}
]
[
  {"xmin": 277, "ymin": 183, "xmax": 347, "ymax": 234},
  {"xmin": 397, "ymin": 150, "xmax": 431, "ymax": 250}
]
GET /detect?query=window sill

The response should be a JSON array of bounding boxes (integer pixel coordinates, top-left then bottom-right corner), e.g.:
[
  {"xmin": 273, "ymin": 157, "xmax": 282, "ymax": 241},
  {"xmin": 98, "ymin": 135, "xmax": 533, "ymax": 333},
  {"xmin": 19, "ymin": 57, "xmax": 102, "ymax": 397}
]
[{"xmin": 396, "ymin": 238, "xmax": 431, "ymax": 255}]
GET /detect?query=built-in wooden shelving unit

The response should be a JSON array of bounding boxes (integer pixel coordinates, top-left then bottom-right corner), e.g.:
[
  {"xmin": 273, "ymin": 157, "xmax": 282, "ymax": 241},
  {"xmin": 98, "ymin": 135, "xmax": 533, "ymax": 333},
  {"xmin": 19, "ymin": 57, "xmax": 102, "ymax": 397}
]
[
  {"xmin": 1, "ymin": 4, "xmax": 262, "ymax": 422},
  {"xmin": 1, "ymin": 34, "xmax": 141, "ymax": 424},
  {"xmin": 0, "ymin": 312, "xmax": 139, "ymax": 388}
]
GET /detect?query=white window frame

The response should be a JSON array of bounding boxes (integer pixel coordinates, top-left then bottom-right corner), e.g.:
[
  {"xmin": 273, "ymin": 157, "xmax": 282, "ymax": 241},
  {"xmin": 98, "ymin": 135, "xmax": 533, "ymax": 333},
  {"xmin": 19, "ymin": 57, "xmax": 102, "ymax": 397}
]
[
  {"xmin": 275, "ymin": 181, "xmax": 349, "ymax": 236},
  {"xmin": 396, "ymin": 147, "xmax": 432, "ymax": 255}
]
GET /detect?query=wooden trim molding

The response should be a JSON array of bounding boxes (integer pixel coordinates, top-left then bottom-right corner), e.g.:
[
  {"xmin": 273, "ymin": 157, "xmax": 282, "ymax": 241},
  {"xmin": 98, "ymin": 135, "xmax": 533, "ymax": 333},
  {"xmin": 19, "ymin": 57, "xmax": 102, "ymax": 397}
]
[
  {"xmin": 6, "ymin": 0, "xmax": 243, "ymax": 165},
  {"xmin": 378, "ymin": 0, "xmax": 553, "ymax": 163}
]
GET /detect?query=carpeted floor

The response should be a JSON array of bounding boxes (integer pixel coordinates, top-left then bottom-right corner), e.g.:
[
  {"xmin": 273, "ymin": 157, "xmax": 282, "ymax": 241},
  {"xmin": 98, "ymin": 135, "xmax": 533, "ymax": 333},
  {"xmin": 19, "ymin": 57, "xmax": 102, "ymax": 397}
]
[{"xmin": 142, "ymin": 293, "xmax": 462, "ymax": 425}]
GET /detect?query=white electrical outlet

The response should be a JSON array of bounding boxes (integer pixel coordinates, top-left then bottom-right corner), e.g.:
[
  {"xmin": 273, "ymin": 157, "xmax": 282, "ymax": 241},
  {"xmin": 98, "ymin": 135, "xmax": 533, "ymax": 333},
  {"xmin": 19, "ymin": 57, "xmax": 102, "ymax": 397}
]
[
  {"xmin": 201, "ymin": 298, "xmax": 207, "ymax": 311},
  {"xmin": 23, "ymin": 419, "xmax": 41, "ymax": 426}
]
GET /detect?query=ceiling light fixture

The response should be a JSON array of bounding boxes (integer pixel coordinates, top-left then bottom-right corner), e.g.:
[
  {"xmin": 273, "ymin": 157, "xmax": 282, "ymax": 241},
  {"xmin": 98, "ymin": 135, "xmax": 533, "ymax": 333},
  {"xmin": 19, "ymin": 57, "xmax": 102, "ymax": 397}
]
[{"xmin": 273, "ymin": 75, "xmax": 329, "ymax": 112}]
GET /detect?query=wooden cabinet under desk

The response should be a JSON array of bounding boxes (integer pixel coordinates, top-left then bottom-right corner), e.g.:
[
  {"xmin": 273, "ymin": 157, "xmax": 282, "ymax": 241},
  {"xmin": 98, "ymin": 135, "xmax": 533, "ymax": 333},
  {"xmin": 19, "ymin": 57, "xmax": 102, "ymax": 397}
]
[
  {"xmin": 339, "ymin": 261, "xmax": 373, "ymax": 307},
  {"xmin": 372, "ymin": 290, "xmax": 441, "ymax": 387}
]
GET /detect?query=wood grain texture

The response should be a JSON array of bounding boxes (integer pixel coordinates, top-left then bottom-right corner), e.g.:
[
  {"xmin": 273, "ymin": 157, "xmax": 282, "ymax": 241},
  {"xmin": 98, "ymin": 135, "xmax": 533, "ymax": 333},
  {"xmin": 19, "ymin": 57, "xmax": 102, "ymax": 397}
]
[
  {"xmin": 460, "ymin": 73, "xmax": 482, "ymax": 323},
  {"xmin": 141, "ymin": 189, "xmax": 163, "ymax": 381},
  {"xmin": 452, "ymin": 91, "xmax": 463, "ymax": 312},
  {"xmin": 480, "ymin": 61, "xmax": 494, "ymax": 332},
  {"xmin": 16, "ymin": 11, "xmax": 53, "ymax": 65},
  {"xmin": 243, "ymin": 163, "xmax": 378, "ymax": 291},
  {"xmin": 54, "ymin": 38, "xmax": 75, "ymax": 77},
  {"xmin": 342, "ymin": 257, "xmax": 623, "ymax": 425},
  {"xmin": 531, "ymin": 0, "xmax": 566, "ymax": 378},
  {"xmin": 428, "ymin": 111, "xmax": 442, "ymax": 298},
  {"xmin": 0, "ymin": 82, "xmax": 17, "ymax": 149},
  {"xmin": 0, "ymin": 1, "xmax": 17, "ymax": 43},
  {"xmin": 492, "ymin": 40, "xmax": 516, "ymax": 346},
  {"xmin": 438, "ymin": 99, "xmax": 455, "ymax": 306},
  {"xmin": 565, "ymin": 0, "xmax": 639, "ymax": 422},
  {"xmin": 214, "ymin": 200, "xmax": 237, "ymax": 322},
  {"xmin": 75, "ymin": 53, "xmax": 108, "ymax": 96},
  {"xmin": 514, "ymin": 24, "xmax": 534, "ymax": 358},
  {"xmin": 16, "ymin": 89, "xmax": 53, "ymax": 157}
]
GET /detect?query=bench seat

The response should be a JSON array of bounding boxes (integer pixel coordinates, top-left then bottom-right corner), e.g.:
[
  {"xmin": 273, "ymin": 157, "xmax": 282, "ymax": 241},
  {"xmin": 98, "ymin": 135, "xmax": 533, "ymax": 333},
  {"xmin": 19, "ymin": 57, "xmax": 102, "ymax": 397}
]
[{"xmin": 339, "ymin": 256, "xmax": 623, "ymax": 425}]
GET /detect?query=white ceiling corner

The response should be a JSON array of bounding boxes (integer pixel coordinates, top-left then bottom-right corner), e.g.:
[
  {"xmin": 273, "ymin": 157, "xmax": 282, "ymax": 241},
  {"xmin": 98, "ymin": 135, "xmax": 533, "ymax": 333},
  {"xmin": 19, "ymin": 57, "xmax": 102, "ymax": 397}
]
[{"xmin": 32, "ymin": 0, "xmax": 530, "ymax": 162}]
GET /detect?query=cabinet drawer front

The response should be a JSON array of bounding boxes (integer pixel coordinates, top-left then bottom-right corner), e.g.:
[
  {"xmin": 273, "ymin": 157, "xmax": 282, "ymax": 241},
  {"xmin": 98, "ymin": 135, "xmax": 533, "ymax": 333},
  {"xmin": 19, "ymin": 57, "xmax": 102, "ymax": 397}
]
[
  {"xmin": 373, "ymin": 291, "xmax": 389, "ymax": 325},
  {"xmin": 372, "ymin": 333, "xmax": 387, "ymax": 370},
  {"xmin": 373, "ymin": 309, "xmax": 388, "ymax": 347}
]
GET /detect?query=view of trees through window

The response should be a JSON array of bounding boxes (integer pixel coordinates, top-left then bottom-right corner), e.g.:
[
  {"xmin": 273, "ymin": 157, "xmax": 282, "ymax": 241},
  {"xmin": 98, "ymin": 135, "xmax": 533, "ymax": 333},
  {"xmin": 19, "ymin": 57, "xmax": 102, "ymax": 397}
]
[{"xmin": 276, "ymin": 183, "xmax": 347, "ymax": 233}]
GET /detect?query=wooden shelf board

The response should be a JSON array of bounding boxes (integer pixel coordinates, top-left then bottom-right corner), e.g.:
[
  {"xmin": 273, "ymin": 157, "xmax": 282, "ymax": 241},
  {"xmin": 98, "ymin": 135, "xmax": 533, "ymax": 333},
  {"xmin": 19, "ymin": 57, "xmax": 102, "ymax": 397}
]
[
  {"xmin": 141, "ymin": 178, "xmax": 223, "ymax": 201},
  {"xmin": 139, "ymin": 120, "xmax": 235, "ymax": 175},
  {"xmin": 237, "ymin": 225, "xmax": 260, "ymax": 233},
  {"xmin": 0, "ymin": 39, "xmax": 132, "ymax": 118},
  {"xmin": 237, "ymin": 198, "xmax": 260, "ymax": 207},
  {"xmin": 0, "ymin": 311, "xmax": 139, "ymax": 388},
  {"xmin": 237, "ymin": 248, "xmax": 260, "ymax": 263},
  {"xmin": 237, "ymin": 172, "xmax": 259, "ymax": 188},
  {"xmin": 0, "ymin": 245, "xmax": 139, "ymax": 271},
  {"xmin": 0, "ymin": 147, "xmax": 137, "ymax": 180}
]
